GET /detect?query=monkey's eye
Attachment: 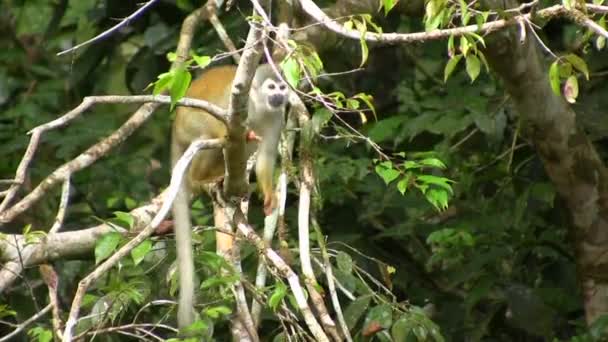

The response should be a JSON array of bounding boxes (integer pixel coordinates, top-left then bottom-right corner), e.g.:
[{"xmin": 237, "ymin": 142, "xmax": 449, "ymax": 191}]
[
  {"xmin": 268, "ymin": 83, "xmax": 276, "ymax": 90},
  {"xmin": 279, "ymin": 85, "xmax": 287, "ymax": 91}
]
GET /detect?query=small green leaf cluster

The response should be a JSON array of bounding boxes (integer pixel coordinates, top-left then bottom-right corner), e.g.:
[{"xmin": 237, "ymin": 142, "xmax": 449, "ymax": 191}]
[
  {"xmin": 343, "ymin": 14, "xmax": 383, "ymax": 66},
  {"xmin": 151, "ymin": 51, "xmax": 211, "ymax": 109},
  {"xmin": 444, "ymin": 33, "xmax": 489, "ymax": 83},
  {"xmin": 280, "ymin": 40, "xmax": 323, "ymax": 88},
  {"xmin": 375, "ymin": 153, "xmax": 454, "ymax": 211},
  {"xmin": 549, "ymin": 53, "xmax": 589, "ymax": 103}
]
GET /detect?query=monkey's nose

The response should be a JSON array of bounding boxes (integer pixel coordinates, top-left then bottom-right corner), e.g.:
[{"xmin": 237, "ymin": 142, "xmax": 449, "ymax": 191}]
[{"xmin": 268, "ymin": 94, "xmax": 285, "ymax": 108}]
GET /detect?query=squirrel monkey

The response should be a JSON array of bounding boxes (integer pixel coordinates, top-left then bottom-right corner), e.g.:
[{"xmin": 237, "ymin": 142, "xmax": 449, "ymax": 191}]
[{"xmin": 171, "ymin": 64, "xmax": 288, "ymax": 329}]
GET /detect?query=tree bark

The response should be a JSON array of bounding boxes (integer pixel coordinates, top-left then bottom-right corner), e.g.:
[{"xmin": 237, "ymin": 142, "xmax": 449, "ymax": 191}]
[{"xmin": 482, "ymin": 0, "xmax": 608, "ymax": 324}]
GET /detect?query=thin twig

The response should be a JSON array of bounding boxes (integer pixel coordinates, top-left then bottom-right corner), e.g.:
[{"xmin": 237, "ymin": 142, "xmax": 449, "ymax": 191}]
[
  {"xmin": 0, "ymin": 304, "xmax": 52, "ymax": 342},
  {"xmin": 39, "ymin": 264, "xmax": 63, "ymax": 340},
  {"xmin": 234, "ymin": 209, "xmax": 330, "ymax": 342},
  {"xmin": 57, "ymin": 0, "xmax": 160, "ymax": 56},
  {"xmin": 312, "ymin": 218, "xmax": 353, "ymax": 342},
  {"xmin": 50, "ymin": 176, "xmax": 71, "ymax": 234},
  {"xmin": 206, "ymin": 2, "xmax": 240, "ymax": 63},
  {"xmin": 296, "ymin": 97, "xmax": 341, "ymax": 341}
]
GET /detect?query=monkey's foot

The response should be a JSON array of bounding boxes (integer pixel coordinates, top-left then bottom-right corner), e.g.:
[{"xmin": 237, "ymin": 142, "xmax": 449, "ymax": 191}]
[{"xmin": 246, "ymin": 129, "xmax": 262, "ymax": 142}]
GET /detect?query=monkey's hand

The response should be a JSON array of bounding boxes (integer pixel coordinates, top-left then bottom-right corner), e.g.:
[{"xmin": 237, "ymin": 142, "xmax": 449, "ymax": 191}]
[
  {"xmin": 263, "ymin": 192, "xmax": 277, "ymax": 216},
  {"xmin": 246, "ymin": 129, "xmax": 262, "ymax": 142}
]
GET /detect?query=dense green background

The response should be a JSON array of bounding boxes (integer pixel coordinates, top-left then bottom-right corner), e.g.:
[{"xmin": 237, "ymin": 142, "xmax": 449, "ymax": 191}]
[{"xmin": 2, "ymin": 0, "xmax": 608, "ymax": 340}]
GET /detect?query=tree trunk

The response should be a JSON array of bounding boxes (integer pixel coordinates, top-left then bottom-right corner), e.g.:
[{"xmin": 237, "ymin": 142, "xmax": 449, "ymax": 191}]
[{"xmin": 483, "ymin": 0, "xmax": 608, "ymax": 324}]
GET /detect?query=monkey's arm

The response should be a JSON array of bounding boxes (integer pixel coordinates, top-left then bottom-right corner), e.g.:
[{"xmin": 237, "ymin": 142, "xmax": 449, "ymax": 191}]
[{"xmin": 255, "ymin": 123, "xmax": 281, "ymax": 215}]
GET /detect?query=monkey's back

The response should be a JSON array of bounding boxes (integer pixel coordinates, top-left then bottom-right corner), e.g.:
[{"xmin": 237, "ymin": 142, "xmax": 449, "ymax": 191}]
[{"xmin": 172, "ymin": 65, "xmax": 237, "ymax": 190}]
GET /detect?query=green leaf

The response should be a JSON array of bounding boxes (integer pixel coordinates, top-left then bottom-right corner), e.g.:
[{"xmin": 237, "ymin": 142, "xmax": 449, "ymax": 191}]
[
  {"xmin": 166, "ymin": 52, "xmax": 177, "ymax": 62},
  {"xmin": 269, "ymin": 282, "xmax": 288, "ymax": 310},
  {"xmin": 548, "ymin": 61, "xmax": 561, "ymax": 96},
  {"xmin": 199, "ymin": 251, "xmax": 229, "ymax": 271},
  {"xmin": 460, "ymin": 36, "xmax": 469, "ymax": 56},
  {"xmin": 200, "ymin": 275, "xmax": 239, "ymax": 289},
  {"xmin": 392, "ymin": 318, "xmax": 414, "ymax": 341},
  {"xmin": 563, "ymin": 75, "xmax": 579, "ymax": 103},
  {"xmin": 447, "ymin": 35, "xmax": 455, "ymax": 57},
  {"xmin": 152, "ymin": 71, "xmax": 172, "ymax": 95},
  {"xmin": 558, "ymin": 62, "xmax": 572, "ymax": 78},
  {"xmin": 95, "ymin": 232, "xmax": 122, "ymax": 264},
  {"xmin": 427, "ymin": 7, "xmax": 447, "ymax": 31},
  {"xmin": 131, "ymin": 239, "xmax": 152, "ymax": 266},
  {"xmin": 124, "ymin": 197, "xmax": 137, "ymax": 210},
  {"xmin": 368, "ymin": 116, "xmax": 403, "ymax": 143},
  {"xmin": 344, "ymin": 295, "xmax": 372, "ymax": 329},
  {"xmin": 170, "ymin": 66, "xmax": 192, "ymax": 110},
  {"xmin": 114, "ymin": 211, "xmax": 134, "ymax": 229},
  {"xmin": 280, "ymin": 57, "xmax": 300, "ymax": 88},
  {"xmin": 357, "ymin": 28, "xmax": 369, "ymax": 66},
  {"xmin": 403, "ymin": 160, "xmax": 421, "ymax": 169},
  {"xmin": 414, "ymin": 326, "xmax": 428, "ymax": 340},
  {"xmin": 375, "ymin": 161, "xmax": 401, "ymax": 185},
  {"xmin": 417, "ymin": 175, "xmax": 454, "ymax": 193},
  {"xmin": 382, "ymin": 0, "xmax": 399, "ymax": 15},
  {"xmin": 353, "ymin": 93, "xmax": 376, "ymax": 121},
  {"xmin": 564, "ymin": 53, "xmax": 589, "ymax": 80},
  {"xmin": 191, "ymin": 54, "xmax": 211, "ymax": 69},
  {"xmin": 444, "ymin": 55, "xmax": 462, "ymax": 82},
  {"xmin": 425, "ymin": 188, "xmax": 450, "ymax": 211},
  {"xmin": 204, "ymin": 306, "xmax": 232, "ymax": 319},
  {"xmin": 346, "ymin": 98, "xmax": 360, "ymax": 110},
  {"xmin": 397, "ymin": 175, "xmax": 410, "ymax": 195},
  {"xmin": 181, "ymin": 319, "xmax": 208, "ymax": 337},
  {"xmin": 28, "ymin": 327, "xmax": 53, "ymax": 342},
  {"xmin": 466, "ymin": 32, "xmax": 487, "ymax": 48},
  {"xmin": 459, "ymin": 0, "xmax": 469, "ymax": 25},
  {"xmin": 475, "ymin": 12, "xmax": 486, "ymax": 28},
  {"xmin": 312, "ymin": 108, "xmax": 333, "ymax": 133},
  {"xmin": 0, "ymin": 304, "xmax": 16, "ymax": 319},
  {"xmin": 363, "ymin": 304, "xmax": 393, "ymax": 332},
  {"xmin": 465, "ymin": 54, "xmax": 481, "ymax": 82},
  {"xmin": 419, "ymin": 158, "xmax": 447, "ymax": 169},
  {"xmin": 336, "ymin": 251, "xmax": 353, "ymax": 274}
]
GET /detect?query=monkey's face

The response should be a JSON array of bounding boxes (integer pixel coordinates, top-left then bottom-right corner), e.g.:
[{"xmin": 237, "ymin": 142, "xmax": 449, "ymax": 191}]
[{"xmin": 259, "ymin": 78, "xmax": 288, "ymax": 111}]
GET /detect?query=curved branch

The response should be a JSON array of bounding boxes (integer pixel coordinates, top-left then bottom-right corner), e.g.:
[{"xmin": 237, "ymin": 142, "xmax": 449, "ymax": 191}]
[{"xmin": 298, "ymin": 0, "xmax": 607, "ymax": 44}]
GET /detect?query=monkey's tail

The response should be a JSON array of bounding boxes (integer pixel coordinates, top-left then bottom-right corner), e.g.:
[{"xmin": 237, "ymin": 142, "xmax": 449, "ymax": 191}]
[{"xmin": 173, "ymin": 187, "xmax": 196, "ymax": 330}]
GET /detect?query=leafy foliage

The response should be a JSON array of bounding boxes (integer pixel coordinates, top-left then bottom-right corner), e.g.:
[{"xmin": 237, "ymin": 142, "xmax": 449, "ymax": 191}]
[{"xmin": 1, "ymin": 0, "xmax": 607, "ymax": 341}]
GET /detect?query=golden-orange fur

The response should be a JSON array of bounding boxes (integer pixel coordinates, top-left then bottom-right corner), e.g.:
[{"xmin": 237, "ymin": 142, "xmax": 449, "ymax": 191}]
[{"xmin": 171, "ymin": 64, "xmax": 288, "ymax": 330}]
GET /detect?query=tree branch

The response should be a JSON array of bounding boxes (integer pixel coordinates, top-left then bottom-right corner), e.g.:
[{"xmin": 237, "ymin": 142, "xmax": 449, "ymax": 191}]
[{"xmin": 297, "ymin": 0, "xmax": 608, "ymax": 44}]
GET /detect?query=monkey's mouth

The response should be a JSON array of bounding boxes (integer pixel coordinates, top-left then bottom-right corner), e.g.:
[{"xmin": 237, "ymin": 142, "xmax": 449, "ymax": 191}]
[{"xmin": 268, "ymin": 94, "xmax": 286, "ymax": 108}]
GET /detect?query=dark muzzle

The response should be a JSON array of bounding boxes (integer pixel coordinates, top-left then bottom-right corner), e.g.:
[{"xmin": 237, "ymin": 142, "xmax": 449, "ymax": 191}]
[{"xmin": 268, "ymin": 94, "xmax": 285, "ymax": 108}]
